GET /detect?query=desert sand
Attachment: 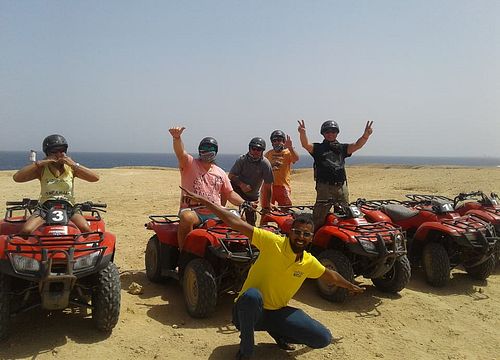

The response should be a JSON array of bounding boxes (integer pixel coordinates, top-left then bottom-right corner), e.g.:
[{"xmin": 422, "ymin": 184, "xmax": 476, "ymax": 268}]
[{"xmin": 0, "ymin": 165, "xmax": 498, "ymax": 360}]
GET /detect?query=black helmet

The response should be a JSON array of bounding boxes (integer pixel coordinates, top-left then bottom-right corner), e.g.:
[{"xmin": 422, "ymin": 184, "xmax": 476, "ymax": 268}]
[
  {"xmin": 198, "ymin": 137, "xmax": 218, "ymax": 153},
  {"xmin": 270, "ymin": 130, "xmax": 286, "ymax": 142},
  {"xmin": 249, "ymin": 137, "xmax": 266, "ymax": 151},
  {"xmin": 42, "ymin": 134, "xmax": 68, "ymax": 155},
  {"xmin": 320, "ymin": 120, "xmax": 340, "ymax": 135}
]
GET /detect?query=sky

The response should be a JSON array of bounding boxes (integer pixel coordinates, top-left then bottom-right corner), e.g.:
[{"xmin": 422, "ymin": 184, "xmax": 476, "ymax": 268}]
[{"xmin": 1, "ymin": 1, "xmax": 499, "ymax": 157}]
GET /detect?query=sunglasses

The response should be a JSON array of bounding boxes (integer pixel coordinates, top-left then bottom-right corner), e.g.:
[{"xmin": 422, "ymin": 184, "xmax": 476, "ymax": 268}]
[
  {"xmin": 271, "ymin": 138, "xmax": 284, "ymax": 142},
  {"xmin": 250, "ymin": 146, "xmax": 263, "ymax": 152},
  {"xmin": 199, "ymin": 146, "xmax": 217, "ymax": 152},
  {"xmin": 323, "ymin": 129, "xmax": 339, "ymax": 134},
  {"xmin": 290, "ymin": 228, "xmax": 313, "ymax": 238}
]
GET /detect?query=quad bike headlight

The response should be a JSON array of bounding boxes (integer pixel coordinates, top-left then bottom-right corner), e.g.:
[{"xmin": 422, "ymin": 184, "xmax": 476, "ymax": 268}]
[
  {"xmin": 73, "ymin": 251, "xmax": 100, "ymax": 271},
  {"xmin": 11, "ymin": 254, "xmax": 40, "ymax": 272}
]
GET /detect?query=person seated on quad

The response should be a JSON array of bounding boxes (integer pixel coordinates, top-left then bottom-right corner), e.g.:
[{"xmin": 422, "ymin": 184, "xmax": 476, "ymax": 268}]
[
  {"xmin": 12, "ymin": 134, "xmax": 100, "ymax": 235},
  {"xmin": 181, "ymin": 186, "xmax": 364, "ymax": 360},
  {"xmin": 228, "ymin": 137, "xmax": 274, "ymax": 226},
  {"xmin": 298, "ymin": 119, "xmax": 373, "ymax": 231},
  {"xmin": 169, "ymin": 126, "xmax": 245, "ymax": 250}
]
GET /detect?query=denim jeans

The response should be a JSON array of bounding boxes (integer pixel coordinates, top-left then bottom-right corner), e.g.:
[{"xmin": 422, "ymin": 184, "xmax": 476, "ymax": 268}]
[{"xmin": 232, "ymin": 288, "xmax": 332, "ymax": 357}]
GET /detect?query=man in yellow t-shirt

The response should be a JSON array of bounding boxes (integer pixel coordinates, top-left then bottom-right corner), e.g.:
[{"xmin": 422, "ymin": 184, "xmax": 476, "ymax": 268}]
[
  {"xmin": 264, "ymin": 130, "xmax": 299, "ymax": 206},
  {"xmin": 181, "ymin": 187, "xmax": 364, "ymax": 360}
]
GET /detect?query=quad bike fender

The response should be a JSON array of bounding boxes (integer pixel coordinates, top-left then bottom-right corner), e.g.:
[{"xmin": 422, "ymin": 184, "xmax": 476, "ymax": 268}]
[
  {"xmin": 261, "ymin": 213, "xmax": 294, "ymax": 233},
  {"xmin": 146, "ymin": 221, "xmax": 179, "ymax": 247},
  {"xmin": 362, "ymin": 209, "xmax": 392, "ymax": 223},
  {"xmin": 314, "ymin": 227, "xmax": 354, "ymax": 249},
  {"xmin": 0, "ymin": 217, "xmax": 27, "ymax": 235},
  {"xmin": 183, "ymin": 229, "xmax": 218, "ymax": 258},
  {"xmin": 413, "ymin": 222, "xmax": 460, "ymax": 242},
  {"xmin": 464, "ymin": 209, "xmax": 500, "ymax": 225}
]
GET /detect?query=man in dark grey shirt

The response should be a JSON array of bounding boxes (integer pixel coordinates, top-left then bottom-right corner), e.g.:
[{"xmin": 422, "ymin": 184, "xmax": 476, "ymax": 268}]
[{"xmin": 229, "ymin": 137, "xmax": 274, "ymax": 225}]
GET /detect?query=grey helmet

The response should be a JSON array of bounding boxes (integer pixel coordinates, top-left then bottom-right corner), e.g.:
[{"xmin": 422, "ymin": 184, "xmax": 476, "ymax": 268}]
[
  {"xmin": 320, "ymin": 120, "xmax": 340, "ymax": 135},
  {"xmin": 270, "ymin": 130, "xmax": 286, "ymax": 142},
  {"xmin": 198, "ymin": 137, "xmax": 218, "ymax": 162},
  {"xmin": 248, "ymin": 137, "xmax": 266, "ymax": 151},
  {"xmin": 42, "ymin": 134, "xmax": 68, "ymax": 155}
]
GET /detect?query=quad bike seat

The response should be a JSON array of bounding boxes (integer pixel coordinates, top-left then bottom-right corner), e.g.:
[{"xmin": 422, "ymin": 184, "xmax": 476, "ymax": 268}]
[{"xmin": 381, "ymin": 204, "xmax": 419, "ymax": 222}]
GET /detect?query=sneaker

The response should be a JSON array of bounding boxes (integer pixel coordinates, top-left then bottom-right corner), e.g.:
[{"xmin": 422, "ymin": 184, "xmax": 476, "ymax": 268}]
[{"xmin": 275, "ymin": 338, "xmax": 295, "ymax": 351}]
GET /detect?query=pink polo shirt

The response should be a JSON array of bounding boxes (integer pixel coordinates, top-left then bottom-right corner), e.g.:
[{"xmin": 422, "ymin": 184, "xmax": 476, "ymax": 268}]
[{"xmin": 179, "ymin": 154, "xmax": 233, "ymax": 209}]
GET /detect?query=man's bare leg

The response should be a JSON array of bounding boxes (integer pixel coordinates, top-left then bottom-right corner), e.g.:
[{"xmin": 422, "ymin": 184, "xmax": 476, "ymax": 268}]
[{"xmin": 178, "ymin": 210, "xmax": 201, "ymax": 250}]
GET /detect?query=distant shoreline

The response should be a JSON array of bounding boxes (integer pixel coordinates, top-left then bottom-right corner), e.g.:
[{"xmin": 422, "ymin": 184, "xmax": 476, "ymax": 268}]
[{"xmin": 0, "ymin": 151, "xmax": 498, "ymax": 171}]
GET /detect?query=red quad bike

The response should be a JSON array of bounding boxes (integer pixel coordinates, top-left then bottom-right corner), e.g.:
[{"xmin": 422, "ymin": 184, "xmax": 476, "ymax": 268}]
[
  {"xmin": 356, "ymin": 197, "xmax": 498, "ymax": 287},
  {"xmin": 406, "ymin": 192, "xmax": 500, "ymax": 266},
  {"xmin": 145, "ymin": 206, "xmax": 273, "ymax": 318},
  {"xmin": 0, "ymin": 199, "xmax": 121, "ymax": 340},
  {"xmin": 260, "ymin": 202, "xmax": 411, "ymax": 303}
]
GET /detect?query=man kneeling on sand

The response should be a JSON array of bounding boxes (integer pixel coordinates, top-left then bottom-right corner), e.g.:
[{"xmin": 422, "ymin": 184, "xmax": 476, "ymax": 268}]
[{"xmin": 181, "ymin": 186, "xmax": 364, "ymax": 359}]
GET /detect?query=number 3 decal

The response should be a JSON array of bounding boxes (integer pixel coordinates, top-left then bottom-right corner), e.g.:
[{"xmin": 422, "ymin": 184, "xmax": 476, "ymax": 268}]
[{"xmin": 51, "ymin": 210, "xmax": 64, "ymax": 222}]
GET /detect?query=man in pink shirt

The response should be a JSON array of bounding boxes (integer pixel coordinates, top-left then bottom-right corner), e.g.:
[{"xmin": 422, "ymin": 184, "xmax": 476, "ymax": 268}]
[{"xmin": 169, "ymin": 126, "xmax": 245, "ymax": 249}]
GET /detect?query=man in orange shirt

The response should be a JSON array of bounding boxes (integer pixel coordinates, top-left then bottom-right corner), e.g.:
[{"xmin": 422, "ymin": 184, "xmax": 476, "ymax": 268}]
[{"xmin": 264, "ymin": 130, "xmax": 299, "ymax": 206}]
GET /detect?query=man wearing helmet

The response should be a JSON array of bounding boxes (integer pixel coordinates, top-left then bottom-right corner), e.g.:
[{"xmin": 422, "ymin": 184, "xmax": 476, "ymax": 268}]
[
  {"xmin": 228, "ymin": 137, "xmax": 274, "ymax": 226},
  {"xmin": 298, "ymin": 120, "xmax": 374, "ymax": 230},
  {"xmin": 264, "ymin": 130, "xmax": 299, "ymax": 206},
  {"xmin": 13, "ymin": 134, "xmax": 100, "ymax": 234},
  {"xmin": 169, "ymin": 126, "xmax": 245, "ymax": 249}
]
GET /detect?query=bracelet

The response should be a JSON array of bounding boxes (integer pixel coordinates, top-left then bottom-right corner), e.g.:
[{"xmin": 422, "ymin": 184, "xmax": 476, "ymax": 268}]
[{"xmin": 73, "ymin": 163, "xmax": 80, "ymax": 170}]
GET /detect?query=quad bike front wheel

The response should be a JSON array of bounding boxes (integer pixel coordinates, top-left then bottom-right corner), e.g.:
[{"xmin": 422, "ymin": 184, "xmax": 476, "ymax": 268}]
[
  {"xmin": 145, "ymin": 235, "xmax": 163, "ymax": 282},
  {"xmin": 316, "ymin": 249, "xmax": 354, "ymax": 303},
  {"xmin": 0, "ymin": 274, "xmax": 11, "ymax": 340},
  {"xmin": 422, "ymin": 242, "xmax": 450, "ymax": 287},
  {"xmin": 464, "ymin": 255, "xmax": 495, "ymax": 280},
  {"xmin": 182, "ymin": 258, "xmax": 217, "ymax": 318},
  {"xmin": 92, "ymin": 262, "xmax": 121, "ymax": 332},
  {"xmin": 372, "ymin": 255, "xmax": 411, "ymax": 293}
]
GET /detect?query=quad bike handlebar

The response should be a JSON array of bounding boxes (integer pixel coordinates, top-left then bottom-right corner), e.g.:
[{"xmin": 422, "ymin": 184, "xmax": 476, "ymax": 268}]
[{"xmin": 5, "ymin": 199, "xmax": 107, "ymax": 212}]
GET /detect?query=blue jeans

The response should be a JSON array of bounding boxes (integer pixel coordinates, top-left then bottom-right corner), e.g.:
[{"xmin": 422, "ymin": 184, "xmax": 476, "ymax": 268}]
[{"xmin": 232, "ymin": 288, "xmax": 332, "ymax": 357}]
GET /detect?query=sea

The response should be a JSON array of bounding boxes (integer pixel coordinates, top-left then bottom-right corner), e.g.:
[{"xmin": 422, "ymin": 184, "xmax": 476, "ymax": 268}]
[{"xmin": 0, "ymin": 151, "xmax": 499, "ymax": 171}]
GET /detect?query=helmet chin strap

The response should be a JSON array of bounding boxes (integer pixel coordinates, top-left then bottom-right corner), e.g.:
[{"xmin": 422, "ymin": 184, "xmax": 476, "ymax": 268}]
[{"xmin": 272, "ymin": 144, "xmax": 284, "ymax": 152}]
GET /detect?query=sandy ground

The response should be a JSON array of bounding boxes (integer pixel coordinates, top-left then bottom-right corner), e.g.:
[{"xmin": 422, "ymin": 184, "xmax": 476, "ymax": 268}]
[{"xmin": 0, "ymin": 165, "xmax": 499, "ymax": 360}]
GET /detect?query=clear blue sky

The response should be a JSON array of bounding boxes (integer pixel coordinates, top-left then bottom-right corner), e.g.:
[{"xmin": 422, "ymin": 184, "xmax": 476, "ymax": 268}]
[{"xmin": 1, "ymin": 1, "xmax": 499, "ymax": 157}]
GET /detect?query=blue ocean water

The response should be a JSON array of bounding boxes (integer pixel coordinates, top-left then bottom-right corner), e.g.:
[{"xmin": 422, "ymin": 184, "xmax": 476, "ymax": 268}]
[{"xmin": 0, "ymin": 151, "xmax": 498, "ymax": 171}]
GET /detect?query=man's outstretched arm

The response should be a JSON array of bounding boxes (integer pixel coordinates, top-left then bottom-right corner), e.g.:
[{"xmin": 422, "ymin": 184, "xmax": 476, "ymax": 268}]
[{"xmin": 181, "ymin": 187, "xmax": 254, "ymax": 239}]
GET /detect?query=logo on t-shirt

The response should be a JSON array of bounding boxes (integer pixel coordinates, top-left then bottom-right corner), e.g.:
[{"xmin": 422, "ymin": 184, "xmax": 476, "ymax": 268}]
[{"xmin": 293, "ymin": 270, "xmax": 304, "ymax": 278}]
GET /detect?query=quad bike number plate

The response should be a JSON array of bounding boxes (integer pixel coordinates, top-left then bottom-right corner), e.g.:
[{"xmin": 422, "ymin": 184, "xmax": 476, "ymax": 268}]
[{"xmin": 47, "ymin": 208, "xmax": 68, "ymax": 225}]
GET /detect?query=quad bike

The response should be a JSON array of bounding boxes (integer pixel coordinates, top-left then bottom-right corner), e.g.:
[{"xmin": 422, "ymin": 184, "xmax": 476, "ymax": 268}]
[
  {"xmin": 356, "ymin": 197, "xmax": 497, "ymax": 287},
  {"xmin": 406, "ymin": 192, "xmax": 500, "ymax": 265},
  {"xmin": 0, "ymin": 199, "xmax": 121, "ymax": 340},
  {"xmin": 145, "ymin": 206, "xmax": 274, "ymax": 318},
  {"xmin": 260, "ymin": 201, "xmax": 411, "ymax": 303}
]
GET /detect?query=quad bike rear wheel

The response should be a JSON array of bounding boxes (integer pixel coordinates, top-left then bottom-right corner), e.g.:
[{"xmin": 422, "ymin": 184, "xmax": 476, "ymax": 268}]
[
  {"xmin": 422, "ymin": 242, "xmax": 450, "ymax": 287},
  {"xmin": 0, "ymin": 274, "xmax": 11, "ymax": 340},
  {"xmin": 372, "ymin": 255, "xmax": 411, "ymax": 293},
  {"xmin": 316, "ymin": 249, "xmax": 354, "ymax": 303},
  {"xmin": 464, "ymin": 255, "xmax": 495, "ymax": 280},
  {"xmin": 145, "ymin": 235, "xmax": 163, "ymax": 282},
  {"xmin": 182, "ymin": 258, "xmax": 217, "ymax": 318},
  {"xmin": 92, "ymin": 262, "xmax": 121, "ymax": 332}
]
